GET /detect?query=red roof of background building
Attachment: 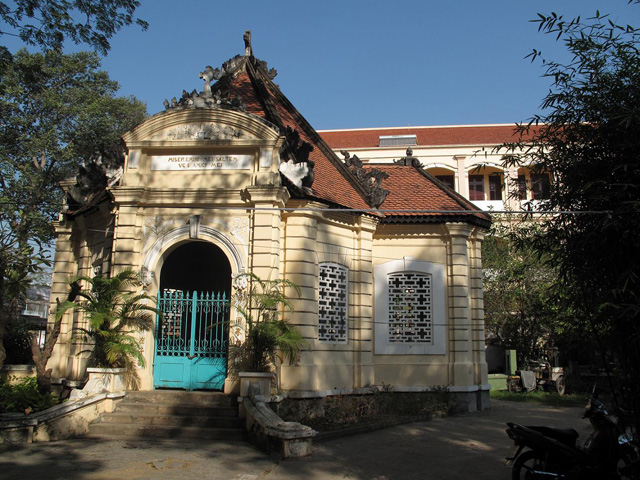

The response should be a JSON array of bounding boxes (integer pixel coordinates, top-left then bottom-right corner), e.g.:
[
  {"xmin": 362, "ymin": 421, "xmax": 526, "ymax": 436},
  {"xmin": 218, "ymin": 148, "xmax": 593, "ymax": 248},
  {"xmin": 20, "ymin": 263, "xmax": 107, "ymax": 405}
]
[{"xmin": 318, "ymin": 125, "xmax": 539, "ymax": 149}]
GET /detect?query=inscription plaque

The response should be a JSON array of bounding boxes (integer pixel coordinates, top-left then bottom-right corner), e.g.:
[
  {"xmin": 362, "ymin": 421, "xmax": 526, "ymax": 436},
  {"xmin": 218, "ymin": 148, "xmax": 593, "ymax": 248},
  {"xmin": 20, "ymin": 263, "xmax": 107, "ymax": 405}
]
[{"xmin": 150, "ymin": 154, "xmax": 252, "ymax": 171}]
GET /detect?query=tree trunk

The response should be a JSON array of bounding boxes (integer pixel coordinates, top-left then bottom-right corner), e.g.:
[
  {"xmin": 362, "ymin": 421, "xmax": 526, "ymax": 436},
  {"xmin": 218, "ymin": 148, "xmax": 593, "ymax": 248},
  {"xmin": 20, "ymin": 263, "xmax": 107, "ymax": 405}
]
[{"xmin": 0, "ymin": 252, "xmax": 8, "ymax": 370}]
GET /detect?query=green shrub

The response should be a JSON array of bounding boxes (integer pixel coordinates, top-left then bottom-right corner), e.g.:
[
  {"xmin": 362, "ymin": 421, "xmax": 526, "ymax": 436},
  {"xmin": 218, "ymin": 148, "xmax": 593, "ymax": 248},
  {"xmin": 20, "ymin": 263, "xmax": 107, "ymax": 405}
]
[{"xmin": 0, "ymin": 377, "xmax": 58, "ymax": 414}]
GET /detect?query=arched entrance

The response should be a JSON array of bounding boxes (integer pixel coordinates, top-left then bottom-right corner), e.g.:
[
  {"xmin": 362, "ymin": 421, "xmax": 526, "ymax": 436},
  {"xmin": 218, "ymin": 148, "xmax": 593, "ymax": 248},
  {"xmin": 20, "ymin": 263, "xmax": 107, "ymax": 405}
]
[{"xmin": 153, "ymin": 241, "xmax": 231, "ymax": 390}]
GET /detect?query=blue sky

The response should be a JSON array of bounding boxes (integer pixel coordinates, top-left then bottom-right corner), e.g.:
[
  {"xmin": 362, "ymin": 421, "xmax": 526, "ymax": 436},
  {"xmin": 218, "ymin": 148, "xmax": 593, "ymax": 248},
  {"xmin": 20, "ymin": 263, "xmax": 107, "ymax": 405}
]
[{"xmin": 5, "ymin": 0, "xmax": 640, "ymax": 130}]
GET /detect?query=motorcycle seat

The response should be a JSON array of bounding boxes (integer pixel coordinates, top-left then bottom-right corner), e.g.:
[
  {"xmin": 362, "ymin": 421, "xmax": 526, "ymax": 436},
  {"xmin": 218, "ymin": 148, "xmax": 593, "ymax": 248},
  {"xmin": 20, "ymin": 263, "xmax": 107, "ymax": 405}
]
[{"xmin": 527, "ymin": 425, "xmax": 579, "ymax": 446}]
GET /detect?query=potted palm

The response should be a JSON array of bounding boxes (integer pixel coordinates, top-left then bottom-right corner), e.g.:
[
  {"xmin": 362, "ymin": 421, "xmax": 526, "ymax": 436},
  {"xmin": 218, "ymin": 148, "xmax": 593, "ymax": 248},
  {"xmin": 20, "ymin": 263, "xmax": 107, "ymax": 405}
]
[
  {"xmin": 234, "ymin": 273, "xmax": 308, "ymax": 396},
  {"xmin": 56, "ymin": 268, "xmax": 158, "ymax": 392}
]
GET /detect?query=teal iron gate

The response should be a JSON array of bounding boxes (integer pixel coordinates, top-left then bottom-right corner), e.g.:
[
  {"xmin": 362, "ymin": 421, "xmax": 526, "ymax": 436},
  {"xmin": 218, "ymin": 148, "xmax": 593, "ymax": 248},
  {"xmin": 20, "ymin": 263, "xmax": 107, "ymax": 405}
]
[{"xmin": 153, "ymin": 290, "xmax": 230, "ymax": 390}]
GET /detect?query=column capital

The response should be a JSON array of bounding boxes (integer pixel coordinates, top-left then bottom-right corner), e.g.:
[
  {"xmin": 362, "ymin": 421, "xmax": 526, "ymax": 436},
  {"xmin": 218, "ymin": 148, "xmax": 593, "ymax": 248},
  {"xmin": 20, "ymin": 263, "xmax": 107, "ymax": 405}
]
[{"xmin": 446, "ymin": 223, "xmax": 474, "ymax": 239}]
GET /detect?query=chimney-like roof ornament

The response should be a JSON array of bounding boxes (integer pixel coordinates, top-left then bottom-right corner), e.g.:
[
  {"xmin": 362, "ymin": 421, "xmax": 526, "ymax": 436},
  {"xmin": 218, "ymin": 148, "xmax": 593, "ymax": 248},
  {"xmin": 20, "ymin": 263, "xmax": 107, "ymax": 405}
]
[{"xmin": 244, "ymin": 30, "xmax": 253, "ymax": 57}]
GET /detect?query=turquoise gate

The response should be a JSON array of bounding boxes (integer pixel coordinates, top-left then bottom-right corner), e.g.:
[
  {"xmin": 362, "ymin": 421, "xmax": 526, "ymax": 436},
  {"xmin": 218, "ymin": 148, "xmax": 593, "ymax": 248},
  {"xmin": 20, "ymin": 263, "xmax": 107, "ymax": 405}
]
[{"xmin": 153, "ymin": 290, "xmax": 230, "ymax": 390}]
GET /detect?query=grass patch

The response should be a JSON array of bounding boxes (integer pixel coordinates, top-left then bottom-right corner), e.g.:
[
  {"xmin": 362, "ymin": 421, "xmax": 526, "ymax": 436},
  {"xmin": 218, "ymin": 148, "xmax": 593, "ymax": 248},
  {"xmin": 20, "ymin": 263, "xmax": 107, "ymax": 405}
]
[{"xmin": 490, "ymin": 389, "xmax": 587, "ymax": 407}]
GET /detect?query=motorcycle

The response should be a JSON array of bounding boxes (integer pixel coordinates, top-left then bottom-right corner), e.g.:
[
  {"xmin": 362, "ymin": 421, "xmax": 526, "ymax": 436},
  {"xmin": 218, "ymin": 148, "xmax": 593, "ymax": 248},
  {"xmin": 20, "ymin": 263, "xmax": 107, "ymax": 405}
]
[{"xmin": 505, "ymin": 388, "xmax": 638, "ymax": 479}]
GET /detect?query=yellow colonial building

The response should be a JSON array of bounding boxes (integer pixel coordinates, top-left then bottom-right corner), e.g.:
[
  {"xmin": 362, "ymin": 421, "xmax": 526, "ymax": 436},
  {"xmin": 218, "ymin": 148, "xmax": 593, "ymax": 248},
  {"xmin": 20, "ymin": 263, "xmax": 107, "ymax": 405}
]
[{"xmin": 48, "ymin": 35, "xmax": 492, "ymax": 412}]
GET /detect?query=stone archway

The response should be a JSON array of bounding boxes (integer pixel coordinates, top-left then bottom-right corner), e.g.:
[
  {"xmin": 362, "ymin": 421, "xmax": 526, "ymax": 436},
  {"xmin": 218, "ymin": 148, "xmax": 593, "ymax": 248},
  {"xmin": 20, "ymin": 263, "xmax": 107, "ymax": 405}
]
[
  {"xmin": 153, "ymin": 241, "xmax": 232, "ymax": 391},
  {"xmin": 160, "ymin": 241, "xmax": 231, "ymax": 295}
]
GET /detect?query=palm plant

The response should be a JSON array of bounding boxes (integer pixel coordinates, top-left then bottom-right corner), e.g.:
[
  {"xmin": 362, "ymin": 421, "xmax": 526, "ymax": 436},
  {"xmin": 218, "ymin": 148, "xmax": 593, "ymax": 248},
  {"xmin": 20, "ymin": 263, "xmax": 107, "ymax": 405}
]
[
  {"xmin": 56, "ymin": 269, "xmax": 158, "ymax": 373},
  {"xmin": 235, "ymin": 273, "xmax": 308, "ymax": 374}
]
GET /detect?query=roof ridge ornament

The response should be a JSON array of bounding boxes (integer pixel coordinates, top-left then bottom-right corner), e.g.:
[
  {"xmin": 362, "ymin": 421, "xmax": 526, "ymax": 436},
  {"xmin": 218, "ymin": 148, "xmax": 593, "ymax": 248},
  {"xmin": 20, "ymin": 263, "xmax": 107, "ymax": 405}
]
[
  {"xmin": 163, "ymin": 57, "xmax": 246, "ymax": 111},
  {"xmin": 394, "ymin": 147, "xmax": 423, "ymax": 167},
  {"xmin": 244, "ymin": 30, "xmax": 252, "ymax": 57},
  {"xmin": 341, "ymin": 150, "xmax": 390, "ymax": 208},
  {"xmin": 199, "ymin": 65, "xmax": 220, "ymax": 98},
  {"xmin": 279, "ymin": 126, "xmax": 315, "ymax": 191}
]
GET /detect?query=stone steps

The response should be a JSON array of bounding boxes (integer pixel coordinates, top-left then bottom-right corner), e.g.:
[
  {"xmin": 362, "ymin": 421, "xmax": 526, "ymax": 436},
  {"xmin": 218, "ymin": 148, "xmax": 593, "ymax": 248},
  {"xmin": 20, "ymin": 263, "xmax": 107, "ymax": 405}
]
[{"xmin": 88, "ymin": 390, "xmax": 245, "ymax": 441}]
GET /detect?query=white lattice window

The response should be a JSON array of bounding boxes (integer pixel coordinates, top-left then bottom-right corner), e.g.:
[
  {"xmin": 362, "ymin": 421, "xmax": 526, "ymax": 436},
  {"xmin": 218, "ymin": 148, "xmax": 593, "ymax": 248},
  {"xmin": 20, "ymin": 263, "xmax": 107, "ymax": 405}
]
[
  {"xmin": 375, "ymin": 259, "xmax": 445, "ymax": 355},
  {"xmin": 318, "ymin": 263, "xmax": 348, "ymax": 343},
  {"xmin": 388, "ymin": 272, "xmax": 432, "ymax": 343}
]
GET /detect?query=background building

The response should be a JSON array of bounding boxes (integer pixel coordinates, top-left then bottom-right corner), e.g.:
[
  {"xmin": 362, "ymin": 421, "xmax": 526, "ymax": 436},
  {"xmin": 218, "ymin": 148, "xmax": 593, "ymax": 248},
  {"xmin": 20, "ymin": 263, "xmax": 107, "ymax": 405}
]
[{"xmin": 319, "ymin": 125, "xmax": 550, "ymax": 212}]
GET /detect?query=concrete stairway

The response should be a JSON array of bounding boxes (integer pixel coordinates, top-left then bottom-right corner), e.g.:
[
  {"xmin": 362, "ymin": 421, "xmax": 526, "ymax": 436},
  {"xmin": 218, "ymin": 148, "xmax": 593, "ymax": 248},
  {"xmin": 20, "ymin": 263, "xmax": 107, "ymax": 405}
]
[{"xmin": 88, "ymin": 390, "xmax": 245, "ymax": 440}]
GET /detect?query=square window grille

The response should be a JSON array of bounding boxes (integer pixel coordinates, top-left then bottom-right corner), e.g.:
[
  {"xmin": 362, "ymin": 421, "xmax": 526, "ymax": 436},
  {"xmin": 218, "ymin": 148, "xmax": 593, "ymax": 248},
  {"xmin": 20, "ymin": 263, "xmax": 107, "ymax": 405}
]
[
  {"xmin": 318, "ymin": 263, "xmax": 348, "ymax": 343},
  {"xmin": 388, "ymin": 272, "xmax": 432, "ymax": 343}
]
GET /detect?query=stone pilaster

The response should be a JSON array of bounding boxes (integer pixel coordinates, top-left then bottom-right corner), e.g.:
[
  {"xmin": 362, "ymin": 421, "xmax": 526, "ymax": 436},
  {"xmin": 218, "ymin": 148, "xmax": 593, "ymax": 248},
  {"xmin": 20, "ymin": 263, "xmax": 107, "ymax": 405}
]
[
  {"xmin": 455, "ymin": 156, "xmax": 469, "ymax": 198},
  {"xmin": 245, "ymin": 186, "xmax": 289, "ymax": 281},
  {"xmin": 48, "ymin": 220, "xmax": 78, "ymax": 379},
  {"xmin": 469, "ymin": 228, "xmax": 488, "ymax": 385},
  {"xmin": 446, "ymin": 223, "xmax": 474, "ymax": 387},
  {"xmin": 352, "ymin": 215, "xmax": 377, "ymax": 388},
  {"xmin": 504, "ymin": 165, "xmax": 520, "ymax": 210}
]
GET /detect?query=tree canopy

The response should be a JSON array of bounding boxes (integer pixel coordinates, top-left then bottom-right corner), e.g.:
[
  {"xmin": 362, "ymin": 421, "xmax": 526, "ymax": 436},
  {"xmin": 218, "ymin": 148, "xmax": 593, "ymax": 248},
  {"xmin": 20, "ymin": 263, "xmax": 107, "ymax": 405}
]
[
  {"xmin": 501, "ymin": 6, "xmax": 640, "ymax": 418},
  {"xmin": 0, "ymin": 48, "xmax": 147, "ymax": 368},
  {"xmin": 0, "ymin": 0, "xmax": 147, "ymax": 55},
  {"xmin": 0, "ymin": 48, "xmax": 146, "ymax": 247}
]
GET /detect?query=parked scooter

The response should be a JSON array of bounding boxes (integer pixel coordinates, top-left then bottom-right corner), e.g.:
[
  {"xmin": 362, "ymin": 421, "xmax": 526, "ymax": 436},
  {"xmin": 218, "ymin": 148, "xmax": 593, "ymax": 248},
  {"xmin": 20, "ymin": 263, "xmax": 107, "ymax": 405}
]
[{"xmin": 505, "ymin": 388, "xmax": 638, "ymax": 479}]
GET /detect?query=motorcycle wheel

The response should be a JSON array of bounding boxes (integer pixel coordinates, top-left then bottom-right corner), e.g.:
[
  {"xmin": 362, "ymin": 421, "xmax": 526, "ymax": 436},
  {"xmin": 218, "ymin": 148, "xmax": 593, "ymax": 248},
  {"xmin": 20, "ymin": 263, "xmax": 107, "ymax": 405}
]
[
  {"xmin": 555, "ymin": 376, "xmax": 566, "ymax": 396},
  {"xmin": 618, "ymin": 452, "xmax": 640, "ymax": 480},
  {"xmin": 512, "ymin": 450, "xmax": 550, "ymax": 480}
]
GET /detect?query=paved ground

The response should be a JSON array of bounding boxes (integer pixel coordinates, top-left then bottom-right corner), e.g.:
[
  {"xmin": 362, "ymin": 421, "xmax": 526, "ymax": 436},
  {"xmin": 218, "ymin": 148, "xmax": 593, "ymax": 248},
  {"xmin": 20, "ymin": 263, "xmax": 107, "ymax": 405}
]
[{"xmin": 0, "ymin": 399, "xmax": 591, "ymax": 480}]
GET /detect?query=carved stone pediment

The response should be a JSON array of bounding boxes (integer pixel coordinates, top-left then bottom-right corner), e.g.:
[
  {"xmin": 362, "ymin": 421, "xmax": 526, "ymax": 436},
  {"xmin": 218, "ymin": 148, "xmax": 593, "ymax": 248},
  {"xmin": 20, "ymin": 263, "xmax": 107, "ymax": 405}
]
[{"xmin": 151, "ymin": 123, "xmax": 255, "ymax": 141}]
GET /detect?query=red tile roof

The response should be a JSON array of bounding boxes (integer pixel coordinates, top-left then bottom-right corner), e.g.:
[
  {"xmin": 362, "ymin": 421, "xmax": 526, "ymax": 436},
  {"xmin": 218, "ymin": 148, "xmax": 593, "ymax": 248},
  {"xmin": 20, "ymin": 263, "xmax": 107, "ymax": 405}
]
[
  {"xmin": 367, "ymin": 164, "xmax": 490, "ymax": 226},
  {"xmin": 207, "ymin": 53, "xmax": 489, "ymax": 227},
  {"xmin": 213, "ymin": 58, "xmax": 372, "ymax": 212},
  {"xmin": 319, "ymin": 125, "xmax": 539, "ymax": 149}
]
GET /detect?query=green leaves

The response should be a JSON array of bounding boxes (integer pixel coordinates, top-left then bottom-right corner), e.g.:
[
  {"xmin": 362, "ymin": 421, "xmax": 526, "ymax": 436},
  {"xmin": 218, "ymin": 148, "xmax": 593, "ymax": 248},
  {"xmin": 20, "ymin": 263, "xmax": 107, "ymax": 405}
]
[
  {"xmin": 0, "ymin": 0, "xmax": 147, "ymax": 55},
  {"xmin": 501, "ymin": 4, "xmax": 640, "ymax": 417},
  {"xmin": 59, "ymin": 268, "xmax": 158, "ymax": 370},
  {"xmin": 0, "ymin": 49, "xmax": 146, "ymax": 247},
  {"xmin": 234, "ymin": 272, "xmax": 308, "ymax": 372}
]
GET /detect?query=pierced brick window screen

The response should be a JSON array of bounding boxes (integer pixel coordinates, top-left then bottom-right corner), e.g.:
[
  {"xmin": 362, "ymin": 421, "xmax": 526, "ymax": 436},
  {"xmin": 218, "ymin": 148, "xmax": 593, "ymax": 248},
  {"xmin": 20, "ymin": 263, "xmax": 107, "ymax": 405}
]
[
  {"xmin": 388, "ymin": 272, "xmax": 432, "ymax": 343},
  {"xmin": 318, "ymin": 263, "xmax": 348, "ymax": 343}
]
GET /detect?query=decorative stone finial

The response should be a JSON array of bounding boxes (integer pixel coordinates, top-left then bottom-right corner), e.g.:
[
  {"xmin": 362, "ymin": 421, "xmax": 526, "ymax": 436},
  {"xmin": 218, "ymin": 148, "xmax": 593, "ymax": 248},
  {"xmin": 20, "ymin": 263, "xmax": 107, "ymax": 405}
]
[
  {"xmin": 244, "ymin": 30, "xmax": 252, "ymax": 57},
  {"xmin": 394, "ymin": 147, "xmax": 423, "ymax": 168},
  {"xmin": 199, "ymin": 66, "xmax": 218, "ymax": 98},
  {"xmin": 164, "ymin": 58, "xmax": 246, "ymax": 111}
]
